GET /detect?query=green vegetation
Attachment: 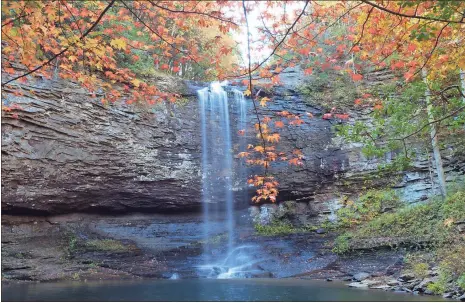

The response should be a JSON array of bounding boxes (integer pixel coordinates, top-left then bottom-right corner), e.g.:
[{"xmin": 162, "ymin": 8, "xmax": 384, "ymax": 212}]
[
  {"xmin": 254, "ymin": 220, "xmax": 317, "ymax": 236},
  {"xmin": 255, "ymin": 221, "xmax": 299, "ymax": 236},
  {"xmin": 334, "ymin": 189, "xmax": 401, "ymax": 228},
  {"xmin": 85, "ymin": 239, "xmax": 131, "ymax": 252},
  {"xmin": 330, "ymin": 186, "xmax": 465, "ymax": 294},
  {"xmin": 298, "ymin": 71, "xmax": 357, "ymax": 111}
]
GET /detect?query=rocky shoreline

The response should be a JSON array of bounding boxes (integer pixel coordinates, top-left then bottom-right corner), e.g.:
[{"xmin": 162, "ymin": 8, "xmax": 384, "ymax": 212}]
[{"xmin": 2, "ymin": 212, "xmax": 463, "ymax": 301}]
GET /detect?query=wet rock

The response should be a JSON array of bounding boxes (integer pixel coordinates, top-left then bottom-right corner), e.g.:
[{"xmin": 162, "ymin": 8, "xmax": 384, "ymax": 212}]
[
  {"xmin": 353, "ymin": 272, "xmax": 371, "ymax": 282},
  {"xmin": 424, "ymin": 289, "xmax": 434, "ymax": 295},
  {"xmin": 251, "ymin": 271, "xmax": 274, "ymax": 278},
  {"xmin": 398, "ymin": 272, "xmax": 415, "ymax": 282},
  {"xmin": 413, "ymin": 277, "xmax": 438, "ymax": 292},
  {"xmin": 386, "ymin": 279, "xmax": 400, "ymax": 286},
  {"xmin": 370, "ymin": 284, "xmax": 390, "ymax": 290},
  {"xmin": 315, "ymin": 228, "xmax": 326, "ymax": 234},
  {"xmin": 459, "ymin": 294, "xmax": 465, "ymax": 301},
  {"xmin": 348, "ymin": 282, "xmax": 368, "ymax": 288},
  {"xmin": 442, "ymin": 292, "xmax": 454, "ymax": 298}
]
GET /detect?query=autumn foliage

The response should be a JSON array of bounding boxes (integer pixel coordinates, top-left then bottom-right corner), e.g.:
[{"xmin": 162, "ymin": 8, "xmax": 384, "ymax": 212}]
[{"xmin": 2, "ymin": 1, "xmax": 465, "ymax": 203}]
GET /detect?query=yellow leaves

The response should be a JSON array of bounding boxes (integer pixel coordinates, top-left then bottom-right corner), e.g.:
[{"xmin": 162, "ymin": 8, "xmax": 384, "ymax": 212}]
[
  {"xmin": 68, "ymin": 55, "xmax": 78, "ymax": 63},
  {"xmin": 131, "ymin": 78, "xmax": 141, "ymax": 88},
  {"xmin": 244, "ymin": 89, "xmax": 251, "ymax": 96},
  {"xmin": 254, "ymin": 146, "xmax": 265, "ymax": 153},
  {"xmin": 444, "ymin": 218, "xmax": 454, "ymax": 228},
  {"xmin": 260, "ymin": 97, "xmax": 270, "ymax": 107},
  {"xmin": 110, "ymin": 38, "xmax": 126, "ymax": 50},
  {"xmin": 266, "ymin": 133, "xmax": 280, "ymax": 143},
  {"xmin": 459, "ymin": 59, "xmax": 465, "ymax": 70}
]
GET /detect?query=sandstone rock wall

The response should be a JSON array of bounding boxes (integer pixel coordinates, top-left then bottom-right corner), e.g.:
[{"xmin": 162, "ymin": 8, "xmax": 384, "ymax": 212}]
[{"xmin": 2, "ymin": 75, "xmax": 203, "ymax": 214}]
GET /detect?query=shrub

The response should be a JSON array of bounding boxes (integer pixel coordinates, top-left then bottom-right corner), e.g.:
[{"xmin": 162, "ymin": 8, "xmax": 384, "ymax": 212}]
[
  {"xmin": 457, "ymin": 274, "xmax": 465, "ymax": 291},
  {"xmin": 254, "ymin": 221, "xmax": 298, "ymax": 236},
  {"xmin": 442, "ymin": 191, "xmax": 465, "ymax": 222},
  {"xmin": 427, "ymin": 269, "xmax": 453, "ymax": 294},
  {"xmin": 412, "ymin": 262, "xmax": 429, "ymax": 279},
  {"xmin": 86, "ymin": 239, "xmax": 130, "ymax": 252},
  {"xmin": 335, "ymin": 189, "xmax": 401, "ymax": 228}
]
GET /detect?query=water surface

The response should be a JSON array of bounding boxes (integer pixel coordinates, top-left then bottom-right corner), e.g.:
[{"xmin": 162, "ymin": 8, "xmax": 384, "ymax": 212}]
[{"xmin": 2, "ymin": 279, "xmax": 446, "ymax": 301}]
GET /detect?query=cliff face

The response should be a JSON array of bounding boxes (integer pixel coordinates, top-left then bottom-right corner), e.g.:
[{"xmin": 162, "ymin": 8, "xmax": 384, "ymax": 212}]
[
  {"xmin": 2, "ymin": 69, "xmax": 464, "ymax": 217},
  {"xmin": 1, "ymin": 71, "xmax": 348, "ymax": 215},
  {"xmin": 1, "ymin": 75, "xmax": 203, "ymax": 214}
]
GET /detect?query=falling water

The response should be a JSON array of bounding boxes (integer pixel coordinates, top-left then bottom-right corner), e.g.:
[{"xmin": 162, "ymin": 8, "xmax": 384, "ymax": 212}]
[
  {"xmin": 197, "ymin": 82, "xmax": 234, "ymax": 256},
  {"xmin": 197, "ymin": 82, "xmax": 258, "ymax": 278}
]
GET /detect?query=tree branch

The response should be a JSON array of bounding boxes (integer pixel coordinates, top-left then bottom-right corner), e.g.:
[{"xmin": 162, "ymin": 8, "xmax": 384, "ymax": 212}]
[
  {"xmin": 228, "ymin": 0, "xmax": 309, "ymax": 79},
  {"xmin": 2, "ymin": 0, "xmax": 116, "ymax": 87},
  {"xmin": 147, "ymin": 0, "xmax": 238, "ymax": 26},
  {"xmin": 361, "ymin": 0, "xmax": 465, "ymax": 24},
  {"xmin": 242, "ymin": 0, "xmax": 268, "ymax": 173}
]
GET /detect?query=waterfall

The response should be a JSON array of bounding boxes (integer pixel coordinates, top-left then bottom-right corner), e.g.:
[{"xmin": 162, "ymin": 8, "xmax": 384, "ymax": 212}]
[
  {"xmin": 197, "ymin": 82, "xmax": 235, "ymax": 256},
  {"xmin": 197, "ymin": 82, "xmax": 257, "ymax": 279}
]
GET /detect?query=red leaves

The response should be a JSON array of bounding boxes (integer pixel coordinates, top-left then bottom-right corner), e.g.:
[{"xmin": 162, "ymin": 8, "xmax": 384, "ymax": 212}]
[
  {"xmin": 322, "ymin": 113, "xmax": 332, "ymax": 120},
  {"xmin": 335, "ymin": 113, "xmax": 349, "ymax": 120},
  {"xmin": 304, "ymin": 67, "xmax": 313, "ymax": 75},
  {"xmin": 351, "ymin": 73, "xmax": 363, "ymax": 81},
  {"xmin": 407, "ymin": 43, "xmax": 416, "ymax": 52}
]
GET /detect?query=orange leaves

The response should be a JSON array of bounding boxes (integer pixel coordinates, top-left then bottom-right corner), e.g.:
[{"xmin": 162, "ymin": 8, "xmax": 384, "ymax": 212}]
[
  {"xmin": 335, "ymin": 113, "xmax": 349, "ymax": 120},
  {"xmin": 237, "ymin": 129, "xmax": 245, "ymax": 136},
  {"xmin": 238, "ymin": 152, "xmax": 249, "ymax": 158},
  {"xmin": 351, "ymin": 73, "xmax": 363, "ymax": 81},
  {"xmin": 266, "ymin": 133, "xmax": 280, "ymax": 143},
  {"xmin": 322, "ymin": 113, "xmax": 332, "ymax": 120},
  {"xmin": 260, "ymin": 97, "xmax": 270, "ymax": 107},
  {"xmin": 289, "ymin": 158, "xmax": 303, "ymax": 166},
  {"xmin": 275, "ymin": 121, "xmax": 285, "ymax": 128},
  {"xmin": 304, "ymin": 67, "xmax": 313, "ymax": 75},
  {"xmin": 289, "ymin": 116, "xmax": 304, "ymax": 126},
  {"xmin": 249, "ymin": 175, "xmax": 279, "ymax": 203},
  {"xmin": 277, "ymin": 110, "xmax": 291, "ymax": 117}
]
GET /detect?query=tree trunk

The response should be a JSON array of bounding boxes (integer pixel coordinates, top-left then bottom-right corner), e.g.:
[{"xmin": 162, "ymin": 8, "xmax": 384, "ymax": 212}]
[
  {"xmin": 422, "ymin": 68, "xmax": 447, "ymax": 199},
  {"xmin": 461, "ymin": 69, "xmax": 465, "ymax": 106}
]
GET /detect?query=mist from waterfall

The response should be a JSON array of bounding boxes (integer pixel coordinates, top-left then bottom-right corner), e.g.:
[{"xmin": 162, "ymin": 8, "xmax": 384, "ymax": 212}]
[{"xmin": 197, "ymin": 82, "xmax": 257, "ymax": 279}]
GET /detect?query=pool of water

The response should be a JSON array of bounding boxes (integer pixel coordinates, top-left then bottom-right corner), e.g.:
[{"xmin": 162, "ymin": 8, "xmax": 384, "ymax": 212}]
[{"xmin": 2, "ymin": 279, "xmax": 446, "ymax": 301}]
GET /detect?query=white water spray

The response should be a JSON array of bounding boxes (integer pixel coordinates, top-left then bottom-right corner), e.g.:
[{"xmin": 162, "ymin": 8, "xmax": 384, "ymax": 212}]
[{"xmin": 197, "ymin": 82, "xmax": 256, "ymax": 278}]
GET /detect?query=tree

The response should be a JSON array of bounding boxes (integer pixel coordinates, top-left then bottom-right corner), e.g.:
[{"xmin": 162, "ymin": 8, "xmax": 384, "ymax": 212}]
[{"xmin": 2, "ymin": 0, "xmax": 464, "ymax": 203}]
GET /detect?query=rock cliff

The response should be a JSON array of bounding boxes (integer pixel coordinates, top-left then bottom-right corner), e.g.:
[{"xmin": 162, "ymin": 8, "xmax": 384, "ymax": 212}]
[{"xmin": 2, "ymin": 68, "xmax": 464, "ymax": 218}]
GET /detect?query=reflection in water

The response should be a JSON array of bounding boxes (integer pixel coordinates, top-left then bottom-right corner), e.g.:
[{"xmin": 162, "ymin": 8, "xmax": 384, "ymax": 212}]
[{"xmin": 2, "ymin": 279, "xmax": 447, "ymax": 302}]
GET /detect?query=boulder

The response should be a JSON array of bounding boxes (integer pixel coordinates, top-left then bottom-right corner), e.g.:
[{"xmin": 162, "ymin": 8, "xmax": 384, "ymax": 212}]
[
  {"xmin": 353, "ymin": 272, "xmax": 371, "ymax": 282},
  {"xmin": 348, "ymin": 282, "xmax": 368, "ymax": 288}
]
